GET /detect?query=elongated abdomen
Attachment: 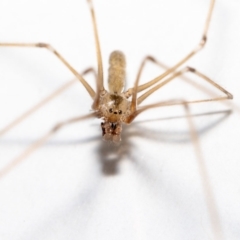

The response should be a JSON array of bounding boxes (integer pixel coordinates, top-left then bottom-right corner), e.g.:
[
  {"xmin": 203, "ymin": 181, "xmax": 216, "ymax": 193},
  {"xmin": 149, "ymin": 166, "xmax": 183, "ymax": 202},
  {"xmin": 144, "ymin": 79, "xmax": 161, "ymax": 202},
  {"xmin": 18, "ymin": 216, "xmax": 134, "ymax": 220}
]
[{"xmin": 108, "ymin": 51, "xmax": 126, "ymax": 94}]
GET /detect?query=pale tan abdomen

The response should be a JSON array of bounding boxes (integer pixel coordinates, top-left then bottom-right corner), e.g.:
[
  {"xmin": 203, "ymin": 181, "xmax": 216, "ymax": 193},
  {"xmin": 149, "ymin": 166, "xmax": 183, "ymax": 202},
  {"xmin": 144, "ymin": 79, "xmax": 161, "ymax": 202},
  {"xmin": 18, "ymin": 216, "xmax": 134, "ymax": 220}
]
[{"xmin": 108, "ymin": 50, "xmax": 126, "ymax": 94}]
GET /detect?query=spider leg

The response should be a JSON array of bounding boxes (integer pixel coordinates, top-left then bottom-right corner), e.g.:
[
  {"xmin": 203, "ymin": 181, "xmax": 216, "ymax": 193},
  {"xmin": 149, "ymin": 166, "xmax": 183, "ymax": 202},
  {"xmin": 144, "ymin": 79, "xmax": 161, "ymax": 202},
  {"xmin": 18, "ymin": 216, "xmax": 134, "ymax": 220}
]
[
  {"xmin": 126, "ymin": 56, "xmax": 167, "ymax": 112},
  {"xmin": 0, "ymin": 68, "xmax": 96, "ymax": 137},
  {"xmin": 0, "ymin": 112, "xmax": 95, "ymax": 179},
  {"xmin": 126, "ymin": 0, "xmax": 216, "ymax": 100},
  {"xmin": 127, "ymin": 56, "xmax": 238, "ymax": 115},
  {"xmin": 130, "ymin": 99, "xmax": 224, "ymax": 239},
  {"xmin": 125, "ymin": 55, "xmax": 167, "ymax": 99},
  {"xmin": 0, "ymin": 42, "xmax": 95, "ymax": 98},
  {"xmin": 138, "ymin": 66, "xmax": 232, "ymax": 105},
  {"xmin": 185, "ymin": 103, "xmax": 224, "ymax": 240},
  {"xmin": 87, "ymin": 0, "xmax": 105, "ymax": 109},
  {"xmin": 126, "ymin": 66, "xmax": 232, "ymax": 123}
]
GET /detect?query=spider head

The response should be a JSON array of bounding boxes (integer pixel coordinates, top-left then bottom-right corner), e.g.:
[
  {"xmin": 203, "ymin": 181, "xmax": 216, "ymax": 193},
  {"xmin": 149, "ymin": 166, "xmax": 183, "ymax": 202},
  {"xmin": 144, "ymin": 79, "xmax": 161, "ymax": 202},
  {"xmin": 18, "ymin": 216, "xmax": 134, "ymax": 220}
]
[{"xmin": 101, "ymin": 121, "xmax": 122, "ymax": 143}]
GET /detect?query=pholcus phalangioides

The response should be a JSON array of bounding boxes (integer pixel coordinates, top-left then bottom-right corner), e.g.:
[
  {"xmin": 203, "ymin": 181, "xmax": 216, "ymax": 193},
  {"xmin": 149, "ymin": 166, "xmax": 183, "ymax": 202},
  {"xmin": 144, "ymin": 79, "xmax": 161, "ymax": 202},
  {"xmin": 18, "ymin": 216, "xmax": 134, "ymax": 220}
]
[{"xmin": 0, "ymin": 0, "xmax": 240, "ymax": 239}]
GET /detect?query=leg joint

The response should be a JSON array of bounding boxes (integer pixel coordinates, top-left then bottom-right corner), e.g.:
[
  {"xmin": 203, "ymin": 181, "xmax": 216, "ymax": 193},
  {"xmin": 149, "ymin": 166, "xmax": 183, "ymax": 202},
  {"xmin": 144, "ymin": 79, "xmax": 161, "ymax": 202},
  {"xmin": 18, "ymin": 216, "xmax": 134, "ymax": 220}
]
[{"xmin": 36, "ymin": 42, "xmax": 49, "ymax": 48}]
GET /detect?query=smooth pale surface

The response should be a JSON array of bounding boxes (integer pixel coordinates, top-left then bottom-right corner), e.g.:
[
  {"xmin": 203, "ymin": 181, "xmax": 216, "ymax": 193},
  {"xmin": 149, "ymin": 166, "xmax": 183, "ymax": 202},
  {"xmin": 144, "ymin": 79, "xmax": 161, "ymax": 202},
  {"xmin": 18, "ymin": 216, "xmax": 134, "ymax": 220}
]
[{"xmin": 0, "ymin": 0, "xmax": 239, "ymax": 240}]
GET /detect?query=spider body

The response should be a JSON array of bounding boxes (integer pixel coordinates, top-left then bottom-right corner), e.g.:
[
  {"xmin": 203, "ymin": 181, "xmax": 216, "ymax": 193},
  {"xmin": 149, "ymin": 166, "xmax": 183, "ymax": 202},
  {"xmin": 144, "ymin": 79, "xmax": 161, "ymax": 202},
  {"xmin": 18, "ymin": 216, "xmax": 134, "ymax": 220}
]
[
  {"xmin": 97, "ymin": 50, "xmax": 131, "ymax": 142},
  {"xmin": 0, "ymin": 1, "xmax": 235, "ymax": 239}
]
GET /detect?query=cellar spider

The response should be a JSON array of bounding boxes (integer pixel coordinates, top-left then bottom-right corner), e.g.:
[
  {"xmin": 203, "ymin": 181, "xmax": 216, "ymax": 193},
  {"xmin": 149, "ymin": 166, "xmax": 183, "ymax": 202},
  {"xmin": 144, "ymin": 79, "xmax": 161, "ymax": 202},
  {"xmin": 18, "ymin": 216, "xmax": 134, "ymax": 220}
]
[
  {"xmin": 0, "ymin": 0, "xmax": 232, "ymax": 155},
  {"xmin": 0, "ymin": 0, "xmax": 238, "ymax": 239}
]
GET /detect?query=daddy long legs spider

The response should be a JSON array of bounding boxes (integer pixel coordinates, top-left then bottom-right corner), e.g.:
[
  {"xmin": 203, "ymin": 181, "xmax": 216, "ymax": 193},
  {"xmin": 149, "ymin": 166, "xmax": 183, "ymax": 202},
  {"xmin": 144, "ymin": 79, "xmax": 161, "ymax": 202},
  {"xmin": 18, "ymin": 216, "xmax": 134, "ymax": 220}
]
[{"xmin": 1, "ymin": 1, "xmax": 240, "ymax": 239}]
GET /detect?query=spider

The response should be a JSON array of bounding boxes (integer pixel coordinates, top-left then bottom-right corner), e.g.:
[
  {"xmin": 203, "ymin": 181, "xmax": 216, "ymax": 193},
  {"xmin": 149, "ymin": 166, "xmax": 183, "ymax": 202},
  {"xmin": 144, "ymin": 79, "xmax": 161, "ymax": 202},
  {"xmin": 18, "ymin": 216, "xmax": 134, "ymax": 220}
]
[
  {"xmin": 0, "ymin": 0, "xmax": 232, "ymax": 146},
  {"xmin": 0, "ymin": 0, "xmax": 234, "ymax": 239}
]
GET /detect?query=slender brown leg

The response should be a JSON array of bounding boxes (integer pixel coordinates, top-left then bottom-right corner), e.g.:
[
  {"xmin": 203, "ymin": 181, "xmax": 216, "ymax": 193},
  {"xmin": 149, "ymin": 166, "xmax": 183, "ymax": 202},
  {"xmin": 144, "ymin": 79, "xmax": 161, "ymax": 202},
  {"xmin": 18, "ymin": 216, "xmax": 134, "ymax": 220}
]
[
  {"xmin": 137, "ymin": 66, "xmax": 232, "ymax": 105},
  {"xmin": 125, "ymin": 55, "xmax": 165, "ymax": 99},
  {"xmin": 126, "ymin": 0, "xmax": 216, "ymax": 95},
  {"xmin": 0, "ymin": 113, "xmax": 96, "ymax": 179},
  {"xmin": 130, "ymin": 99, "xmax": 224, "ymax": 239},
  {"xmin": 0, "ymin": 42, "xmax": 95, "ymax": 98},
  {"xmin": 0, "ymin": 68, "xmax": 97, "ymax": 137},
  {"xmin": 184, "ymin": 104, "xmax": 224, "ymax": 240},
  {"xmin": 126, "ymin": 54, "xmax": 232, "ymax": 122},
  {"xmin": 126, "ymin": 66, "xmax": 232, "ymax": 123},
  {"xmin": 128, "ymin": 55, "xmax": 238, "ymax": 116},
  {"xmin": 128, "ymin": 56, "xmax": 165, "ymax": 112},
  {"xmin": 87, "ymin": 0, "xmax": 105, "ymax": 109}
]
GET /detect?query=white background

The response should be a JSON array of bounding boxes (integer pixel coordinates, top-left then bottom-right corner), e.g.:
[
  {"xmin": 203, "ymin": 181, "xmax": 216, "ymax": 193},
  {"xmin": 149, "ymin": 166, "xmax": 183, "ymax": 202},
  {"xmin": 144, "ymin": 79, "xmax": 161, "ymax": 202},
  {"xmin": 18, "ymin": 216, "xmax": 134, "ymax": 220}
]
[{"xmin": 0, "ymin": 0, "xmax": 239, "ymax": 239}]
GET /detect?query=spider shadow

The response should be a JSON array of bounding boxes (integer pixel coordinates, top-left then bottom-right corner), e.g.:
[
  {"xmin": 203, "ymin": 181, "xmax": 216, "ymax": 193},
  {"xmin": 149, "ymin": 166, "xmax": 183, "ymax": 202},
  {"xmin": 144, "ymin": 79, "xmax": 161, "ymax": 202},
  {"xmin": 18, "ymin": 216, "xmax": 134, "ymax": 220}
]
[
  {"xmin": 5, "ymin": 109, "xmax": 232, "ymax": 240},
  {"xmin": 0, "ymin": 108, "xmax": 232, "ymax": 177},
  {"xmin": 96, "ymin": 109, "xmax": 232, "ymax": 176}
]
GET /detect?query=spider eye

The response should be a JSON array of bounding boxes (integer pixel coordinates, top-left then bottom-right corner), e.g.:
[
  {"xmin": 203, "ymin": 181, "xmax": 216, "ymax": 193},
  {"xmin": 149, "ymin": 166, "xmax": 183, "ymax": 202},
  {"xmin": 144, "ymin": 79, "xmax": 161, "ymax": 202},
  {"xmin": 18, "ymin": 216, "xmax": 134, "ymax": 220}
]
[
  {"xmin": 118, "ymin": 110, "xmax": 122, "ymax": 114},
  {"xmin": 109, "ymin": 108, "xmax": 113, "ymax": 113}
]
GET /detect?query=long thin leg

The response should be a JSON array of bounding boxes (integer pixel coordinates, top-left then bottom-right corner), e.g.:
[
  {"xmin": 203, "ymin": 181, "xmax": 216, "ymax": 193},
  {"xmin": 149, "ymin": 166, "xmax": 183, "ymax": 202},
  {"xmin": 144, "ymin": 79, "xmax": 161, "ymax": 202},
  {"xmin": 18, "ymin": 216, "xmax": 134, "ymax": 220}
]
[
  {"xmin": 129, "ymin": 55, "xmax": 170, "ymax": 112},
  {"xmin": 0, "ymin": 112, "xmax": 96, "ymax": 179},
  {"xmin": 125, "ymin": 55, "xmax": 164, "ymax": 98},
  {"xmin": 128, "ymin": 55, "xmax": 239, "ymax": 115},
  {"xmin": 184, "ymin": 103, "xmax": 223, "ymax": 240},
  {"xmin": 0, "ymin": 68, "xmax": 97, "ymax": 137},
  {"xmin": 138, "ymin": 66, "xmax": 232, "ymax": 105},
  {"xmin": 87, "ymin": 0, "xmax": 105, "ymax": 109},
  {"xmin": 127, "ymin": 0, "xmax": 216, "ymax": 95},
  {"xmin": 0, "ymin": 42, "xmax": 95, "ymax": 98},
  {"xmin": 128, "ymin": 54, "xmax": 232, "ymax": 120},
  {"xmin": 132, "ymin": 99, "xmax": 224, "ymax": 239},
  {"xmin": 126, "ymin": 66, "xmax": 232, "ymax": 123}
]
